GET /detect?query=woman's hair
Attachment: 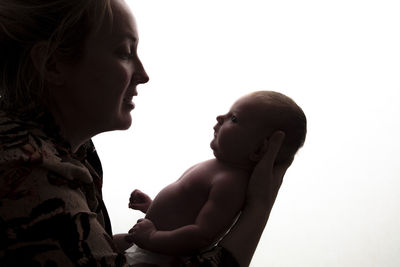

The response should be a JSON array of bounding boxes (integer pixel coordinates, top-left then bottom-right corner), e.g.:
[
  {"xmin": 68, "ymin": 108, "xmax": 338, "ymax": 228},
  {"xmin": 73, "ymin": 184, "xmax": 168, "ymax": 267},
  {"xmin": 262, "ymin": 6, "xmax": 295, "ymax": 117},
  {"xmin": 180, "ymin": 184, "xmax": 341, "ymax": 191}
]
[
  {"xmin": 250, "ymin": 91, "xmax": 307, "ymax": 165},
  {"xmin": 0, "ymin": 0, "xmax": 112, "ymax": 111}
]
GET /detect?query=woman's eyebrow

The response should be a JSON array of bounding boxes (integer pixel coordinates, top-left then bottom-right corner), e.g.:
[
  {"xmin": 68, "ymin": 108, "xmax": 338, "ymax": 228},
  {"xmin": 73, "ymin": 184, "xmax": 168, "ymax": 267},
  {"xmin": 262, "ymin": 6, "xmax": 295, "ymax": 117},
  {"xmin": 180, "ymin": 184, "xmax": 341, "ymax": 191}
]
[
  {"xmin": 120, "ymin": 33, "xmax": 138, "ymax": 42},
  {"xmin": 112, "ymin": 32, "xmax": 138, "ymax": 43},
  {"xmin": 112, "ymin": 34, "xmax": 138, "ymax": 47}
]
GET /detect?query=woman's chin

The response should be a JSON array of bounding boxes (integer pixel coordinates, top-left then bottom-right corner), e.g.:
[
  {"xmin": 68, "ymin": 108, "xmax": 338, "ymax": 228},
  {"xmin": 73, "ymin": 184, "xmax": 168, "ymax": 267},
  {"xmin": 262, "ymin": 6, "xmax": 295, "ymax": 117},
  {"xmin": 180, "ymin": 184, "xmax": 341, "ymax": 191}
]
[
  {"xmin": 108, "ymin": 113, "xmax": 132, "ymax": 131},
  {"xmin": 97, "ymin": 110, "xmax": 132, "ymax": 133},
  {"xmin": 118, "ymin": 115, "xmax": 132, "ymax": 130}
]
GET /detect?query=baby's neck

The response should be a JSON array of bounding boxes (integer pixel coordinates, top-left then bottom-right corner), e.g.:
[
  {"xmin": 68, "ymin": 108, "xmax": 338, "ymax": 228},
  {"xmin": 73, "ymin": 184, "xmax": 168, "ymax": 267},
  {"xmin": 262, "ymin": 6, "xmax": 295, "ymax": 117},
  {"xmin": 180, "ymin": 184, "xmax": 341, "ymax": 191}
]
[{"xmin": 213, "ymin": 158, "xmax": 255, "ymax": 174}]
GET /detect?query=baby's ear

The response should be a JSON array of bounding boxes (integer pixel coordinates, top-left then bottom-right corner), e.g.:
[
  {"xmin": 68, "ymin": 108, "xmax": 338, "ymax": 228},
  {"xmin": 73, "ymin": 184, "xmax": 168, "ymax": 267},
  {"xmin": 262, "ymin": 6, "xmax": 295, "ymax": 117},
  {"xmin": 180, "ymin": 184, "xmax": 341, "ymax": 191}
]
[{"xmin": 249, "ymin": 139, "xmax": 269, "ymax": 162}]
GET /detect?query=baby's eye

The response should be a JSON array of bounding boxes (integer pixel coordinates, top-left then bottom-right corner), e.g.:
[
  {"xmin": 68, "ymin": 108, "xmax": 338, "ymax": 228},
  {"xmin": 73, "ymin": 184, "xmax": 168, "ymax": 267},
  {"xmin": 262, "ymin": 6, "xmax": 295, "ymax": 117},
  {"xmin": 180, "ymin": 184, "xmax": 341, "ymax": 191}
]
[{"xmin": 231, "ymin": 115, "xmax": 238, "ymax": 123}]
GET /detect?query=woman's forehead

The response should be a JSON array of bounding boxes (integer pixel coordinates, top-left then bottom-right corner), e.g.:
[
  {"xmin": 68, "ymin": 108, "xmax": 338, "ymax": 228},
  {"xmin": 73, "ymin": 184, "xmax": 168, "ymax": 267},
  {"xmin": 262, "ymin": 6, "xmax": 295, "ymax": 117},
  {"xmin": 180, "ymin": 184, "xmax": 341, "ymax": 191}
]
[{"xmin": 93, "ymin": 0, "xmax": 138, "ymax": 41}]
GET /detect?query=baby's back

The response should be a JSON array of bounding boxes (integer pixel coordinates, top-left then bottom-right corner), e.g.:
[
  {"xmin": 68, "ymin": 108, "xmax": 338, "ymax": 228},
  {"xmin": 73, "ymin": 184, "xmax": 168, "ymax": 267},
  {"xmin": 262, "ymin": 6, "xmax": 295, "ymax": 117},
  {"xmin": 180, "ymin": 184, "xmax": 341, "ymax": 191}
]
[{"xmin": 146, "ymin": 159, "xmax": 249, "ymax": 232}]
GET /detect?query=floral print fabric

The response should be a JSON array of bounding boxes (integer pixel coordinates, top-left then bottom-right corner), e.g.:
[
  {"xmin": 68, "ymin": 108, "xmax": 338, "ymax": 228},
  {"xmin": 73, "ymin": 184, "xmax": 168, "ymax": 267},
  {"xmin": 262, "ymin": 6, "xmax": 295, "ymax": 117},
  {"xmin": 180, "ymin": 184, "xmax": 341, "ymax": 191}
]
[{"xmin": 0, "ymin": 110, "xmax": 125, "ymax": 266}]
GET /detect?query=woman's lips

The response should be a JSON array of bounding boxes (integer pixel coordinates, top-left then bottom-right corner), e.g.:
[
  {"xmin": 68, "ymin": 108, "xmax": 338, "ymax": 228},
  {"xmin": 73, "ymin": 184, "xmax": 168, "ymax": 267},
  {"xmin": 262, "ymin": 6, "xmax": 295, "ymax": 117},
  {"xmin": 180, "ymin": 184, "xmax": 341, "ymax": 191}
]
[{"xmin": 123, "ymin": 97, "xmax": 135, "ymax": 109}]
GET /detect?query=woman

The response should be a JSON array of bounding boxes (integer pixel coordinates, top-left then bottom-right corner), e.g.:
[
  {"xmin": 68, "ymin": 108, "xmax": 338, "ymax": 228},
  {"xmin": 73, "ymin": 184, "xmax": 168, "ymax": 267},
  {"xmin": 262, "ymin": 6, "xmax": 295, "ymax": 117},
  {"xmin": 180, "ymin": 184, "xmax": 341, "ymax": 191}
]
[{"xmin": 0, "ymin": 0, "xmax": 290, "ymax": 266}]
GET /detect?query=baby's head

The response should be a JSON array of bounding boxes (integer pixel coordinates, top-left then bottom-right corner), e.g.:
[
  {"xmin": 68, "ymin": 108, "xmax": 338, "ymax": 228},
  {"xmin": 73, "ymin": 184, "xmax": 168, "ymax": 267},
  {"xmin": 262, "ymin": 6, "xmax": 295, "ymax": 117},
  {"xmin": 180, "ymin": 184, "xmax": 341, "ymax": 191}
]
[{"xmin": 210, "ymin": 91, "xmax": 306, "ymax": 168}]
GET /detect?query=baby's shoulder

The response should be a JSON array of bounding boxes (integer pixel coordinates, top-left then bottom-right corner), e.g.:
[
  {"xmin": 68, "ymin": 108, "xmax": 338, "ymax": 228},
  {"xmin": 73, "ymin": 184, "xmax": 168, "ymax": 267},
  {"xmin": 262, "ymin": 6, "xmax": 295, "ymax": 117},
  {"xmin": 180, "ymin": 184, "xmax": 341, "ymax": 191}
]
[{"xmin": 204, "ymin": 160, "xmax": 249, "ymax": 186}]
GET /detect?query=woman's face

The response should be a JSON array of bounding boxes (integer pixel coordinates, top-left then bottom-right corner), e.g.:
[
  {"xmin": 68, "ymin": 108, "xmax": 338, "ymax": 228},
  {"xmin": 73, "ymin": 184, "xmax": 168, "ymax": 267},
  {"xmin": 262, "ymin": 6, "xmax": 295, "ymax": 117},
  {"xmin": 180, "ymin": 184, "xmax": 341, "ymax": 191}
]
[{"xmin": 53, "ymin": 0, "xmax": 149, "ymax": 135}]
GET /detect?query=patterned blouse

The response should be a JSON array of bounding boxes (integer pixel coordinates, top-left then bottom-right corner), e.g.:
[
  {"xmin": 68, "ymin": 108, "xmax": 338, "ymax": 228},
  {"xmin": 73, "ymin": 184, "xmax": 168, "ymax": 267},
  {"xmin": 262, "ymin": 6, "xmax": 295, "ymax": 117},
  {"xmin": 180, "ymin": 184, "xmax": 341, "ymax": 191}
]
[
  {"xmin": 0, "ymin": 109, "xmax": 239, "ymax": 267},
  {"xmin": 0, "ymin": 109, "xmax": 124, "ymax": 266}
]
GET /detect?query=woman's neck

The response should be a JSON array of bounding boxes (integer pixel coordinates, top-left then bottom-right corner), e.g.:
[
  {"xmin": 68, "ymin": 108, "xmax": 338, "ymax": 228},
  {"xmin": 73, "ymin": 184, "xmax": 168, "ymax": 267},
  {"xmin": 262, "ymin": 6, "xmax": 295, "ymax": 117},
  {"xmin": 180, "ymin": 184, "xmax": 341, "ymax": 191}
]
[{"xmin": 47, "ymin": 101, "xmax": 91, "ymax": 153}]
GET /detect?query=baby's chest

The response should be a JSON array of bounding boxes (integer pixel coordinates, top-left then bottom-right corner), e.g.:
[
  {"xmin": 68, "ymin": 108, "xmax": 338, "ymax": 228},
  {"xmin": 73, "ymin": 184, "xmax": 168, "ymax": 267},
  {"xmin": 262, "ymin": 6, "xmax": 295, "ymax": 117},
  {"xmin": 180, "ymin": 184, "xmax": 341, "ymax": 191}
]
[
  {"xmin": 173, "ymin": 173, "xmax": 212, "ymax": 205},
  {"xmin": 147, "ymin": 175, "xmax": 212, "ymax": 228}
]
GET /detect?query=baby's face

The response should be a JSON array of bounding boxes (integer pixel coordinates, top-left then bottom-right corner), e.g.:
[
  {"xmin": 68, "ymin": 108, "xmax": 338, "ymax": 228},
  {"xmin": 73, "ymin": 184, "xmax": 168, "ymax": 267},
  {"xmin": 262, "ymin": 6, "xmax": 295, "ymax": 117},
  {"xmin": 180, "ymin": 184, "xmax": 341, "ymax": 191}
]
[{"xmin": 210, "ymin": 95, "xmax": 272, "ymax": 167}]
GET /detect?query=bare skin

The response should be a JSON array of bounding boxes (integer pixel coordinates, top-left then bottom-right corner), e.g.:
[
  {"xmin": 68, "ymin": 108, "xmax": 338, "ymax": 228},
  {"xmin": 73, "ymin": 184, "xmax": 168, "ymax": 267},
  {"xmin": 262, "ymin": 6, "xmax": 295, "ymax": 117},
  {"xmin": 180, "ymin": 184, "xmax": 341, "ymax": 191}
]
[
  {"xmin": 31, "ymin": 0, "xmax": 149, "ymax": 153},
  {"xmin": 130, "ymin": 159, "xmax": 250, "ymax": 255},
  {"xmin": 117, "ymin": 93, "xmax": 301, "ymax": 267},
  {"xmin": 112, "ymin": 131, "xmax": 290, "ymax": 266},
  {"xmin": 220, "ymin": 131, "xmax": 291, "ymax": 266}
]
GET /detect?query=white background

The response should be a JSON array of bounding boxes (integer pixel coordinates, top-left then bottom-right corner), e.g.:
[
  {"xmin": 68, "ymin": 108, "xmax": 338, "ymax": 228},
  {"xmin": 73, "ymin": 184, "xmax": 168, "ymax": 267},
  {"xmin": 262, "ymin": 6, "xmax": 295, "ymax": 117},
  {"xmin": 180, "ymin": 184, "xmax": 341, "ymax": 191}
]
[{"xmin": 94, "ymin": 0, "xmax": 400, "ymax": 266}]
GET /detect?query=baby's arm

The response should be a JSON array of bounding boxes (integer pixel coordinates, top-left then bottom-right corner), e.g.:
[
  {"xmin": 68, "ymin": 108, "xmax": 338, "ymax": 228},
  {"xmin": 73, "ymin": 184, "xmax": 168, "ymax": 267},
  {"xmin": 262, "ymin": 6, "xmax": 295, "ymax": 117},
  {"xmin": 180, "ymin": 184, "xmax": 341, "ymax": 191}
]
[
  {"xmin": 130, "ymin": 174, "xmax": 246, "ymax": 255},
  {"xmin": 112, "ymin": 190, "xmax": 153, "ymax": 252},
  {"xmin": 129, "ymin": 189, "xmax": 152, "ymax": 213}
]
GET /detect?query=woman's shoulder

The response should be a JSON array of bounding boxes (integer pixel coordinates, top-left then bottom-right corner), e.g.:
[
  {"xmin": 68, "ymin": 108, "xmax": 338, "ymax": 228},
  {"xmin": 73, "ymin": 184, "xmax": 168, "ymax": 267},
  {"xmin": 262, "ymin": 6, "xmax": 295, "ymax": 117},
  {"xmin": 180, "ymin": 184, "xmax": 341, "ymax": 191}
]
[
  {"xmin": 0, "ymin": 110, "xmax": 54, "ymax": 159},
  {"xmin": 0, "ymin": 110, "xmax": 93, "ymax": 187},
  {"xmin": 0, "ymin": 111, "xmax": 123, "ymax": 266}
]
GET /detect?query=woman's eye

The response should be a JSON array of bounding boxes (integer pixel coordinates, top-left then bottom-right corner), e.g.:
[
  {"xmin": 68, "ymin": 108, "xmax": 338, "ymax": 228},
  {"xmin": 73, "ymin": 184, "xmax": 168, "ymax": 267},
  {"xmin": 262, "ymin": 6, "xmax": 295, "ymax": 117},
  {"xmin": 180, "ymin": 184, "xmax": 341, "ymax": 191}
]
[
  {"xmin": 118, "ymin": 45, "xmax": 136, "ymax": 59},
  {"xmin": 231, "ymin": 116, "xmax": 238, "ymax": 123},
  {"xmin": 121, "ymin": 51, "xmax": 134, "ymax": 59}
]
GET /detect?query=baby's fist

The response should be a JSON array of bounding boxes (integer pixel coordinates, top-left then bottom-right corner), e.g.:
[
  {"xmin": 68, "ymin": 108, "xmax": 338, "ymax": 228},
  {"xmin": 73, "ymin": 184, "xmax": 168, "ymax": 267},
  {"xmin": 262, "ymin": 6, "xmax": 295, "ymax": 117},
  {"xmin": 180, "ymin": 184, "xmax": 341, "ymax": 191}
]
[
  {"xmin": 129, "ymin": 218, "xmax": 156, "ymax": 250},
  {"xmin": 129, "ymin": 189, "xmax": 152, "ymax": 213}
]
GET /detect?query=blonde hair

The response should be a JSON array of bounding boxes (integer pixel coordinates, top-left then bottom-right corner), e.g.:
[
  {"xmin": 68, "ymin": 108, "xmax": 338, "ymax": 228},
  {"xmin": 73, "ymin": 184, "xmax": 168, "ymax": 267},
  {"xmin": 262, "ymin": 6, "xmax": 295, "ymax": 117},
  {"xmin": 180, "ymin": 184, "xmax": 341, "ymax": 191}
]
[{"xmin": 0, "ymin": 0, "xmax": 112, "ymax": 111}]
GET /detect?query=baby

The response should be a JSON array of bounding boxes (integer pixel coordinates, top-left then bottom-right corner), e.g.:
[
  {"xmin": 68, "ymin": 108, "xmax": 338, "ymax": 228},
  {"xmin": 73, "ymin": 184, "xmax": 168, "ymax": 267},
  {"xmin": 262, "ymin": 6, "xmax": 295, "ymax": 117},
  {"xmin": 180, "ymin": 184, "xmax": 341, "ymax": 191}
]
[{"xmin": 125, "ymin": 91, "xmax": 307, "ymax": 266}]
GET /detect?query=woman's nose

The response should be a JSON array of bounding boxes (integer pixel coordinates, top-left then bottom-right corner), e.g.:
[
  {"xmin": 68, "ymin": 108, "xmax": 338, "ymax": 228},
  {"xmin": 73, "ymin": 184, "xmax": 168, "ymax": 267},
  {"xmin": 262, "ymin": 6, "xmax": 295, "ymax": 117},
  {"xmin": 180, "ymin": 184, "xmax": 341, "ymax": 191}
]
[
  {"xmin": 138, "ymin": 66, "xmax": 149, "ymax": 84},
  {"xmin": 133, "ymin": 57, "xmax": 150, "ymax": 84}
]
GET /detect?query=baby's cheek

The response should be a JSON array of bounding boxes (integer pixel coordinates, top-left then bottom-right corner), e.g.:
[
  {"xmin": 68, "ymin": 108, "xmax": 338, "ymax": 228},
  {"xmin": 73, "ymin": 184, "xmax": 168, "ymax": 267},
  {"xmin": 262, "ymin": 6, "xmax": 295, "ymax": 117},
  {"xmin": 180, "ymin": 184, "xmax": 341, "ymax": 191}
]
[{"xmin": 220, "ymin": 134, "xmax": 235, "ymax": 151}]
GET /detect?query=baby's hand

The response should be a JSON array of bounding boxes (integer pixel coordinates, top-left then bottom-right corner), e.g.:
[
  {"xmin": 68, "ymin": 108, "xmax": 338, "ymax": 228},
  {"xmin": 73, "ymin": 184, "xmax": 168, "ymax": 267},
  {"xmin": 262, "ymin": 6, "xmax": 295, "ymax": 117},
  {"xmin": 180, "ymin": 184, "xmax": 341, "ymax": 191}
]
[
  {"xmin": 128, "ymin": 218, "xmax": 156, "ymax": 250},
  {"xmin": 129, "ymin": 189, "xmax": 152, "ymax": 213}
]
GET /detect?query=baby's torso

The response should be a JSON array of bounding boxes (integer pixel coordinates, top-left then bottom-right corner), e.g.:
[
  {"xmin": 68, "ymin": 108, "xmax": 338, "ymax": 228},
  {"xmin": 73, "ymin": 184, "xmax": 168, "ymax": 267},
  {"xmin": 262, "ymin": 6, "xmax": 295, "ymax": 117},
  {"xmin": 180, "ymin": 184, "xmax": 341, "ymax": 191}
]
[{"xmin": 145, "ymin": 159, "xmax": 248, "ymax": 231}]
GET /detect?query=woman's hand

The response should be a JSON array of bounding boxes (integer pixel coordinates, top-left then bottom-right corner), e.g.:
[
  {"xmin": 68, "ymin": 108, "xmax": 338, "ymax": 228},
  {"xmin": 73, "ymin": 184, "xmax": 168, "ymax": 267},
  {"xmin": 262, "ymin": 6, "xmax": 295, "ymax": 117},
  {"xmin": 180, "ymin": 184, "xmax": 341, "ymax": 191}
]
[
  {"xmin": 247, "ymin": 131, "xmax": 292, "ymax": 208},
  {"xmin": 129, "ymin": 189, "xmax": 152, "ymax": 213},
  {"xmin": 220, "ymin": 131, "xmax": 292, "ymax": 267}
]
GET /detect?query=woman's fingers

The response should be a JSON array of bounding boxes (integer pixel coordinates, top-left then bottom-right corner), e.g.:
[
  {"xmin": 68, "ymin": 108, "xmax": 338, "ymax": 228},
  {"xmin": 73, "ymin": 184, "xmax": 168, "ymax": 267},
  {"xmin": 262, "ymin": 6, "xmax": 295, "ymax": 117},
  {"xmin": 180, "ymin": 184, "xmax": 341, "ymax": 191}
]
[
  {"xmin": 251, "ymin": 131, "xmax": 285, "ymax": 185},
  {"xmin": 259, "ymin": 131, "xmax": 285, "ymax": 170},
  {"xmin": 274, "ymin": 157, "xmax": 293, "ymax": 187},
  {"xmin": 247, "ymin": 131, "xmax": 288, "ymax": 204}
]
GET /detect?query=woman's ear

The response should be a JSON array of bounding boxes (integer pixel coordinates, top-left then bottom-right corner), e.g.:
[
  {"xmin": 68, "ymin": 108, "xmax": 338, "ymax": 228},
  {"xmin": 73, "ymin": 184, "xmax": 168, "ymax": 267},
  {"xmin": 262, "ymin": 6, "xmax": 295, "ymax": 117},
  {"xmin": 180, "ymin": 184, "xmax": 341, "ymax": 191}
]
[{"xmin": 30, "ymin": 42, "xmax": 65, "ymax": 86}]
